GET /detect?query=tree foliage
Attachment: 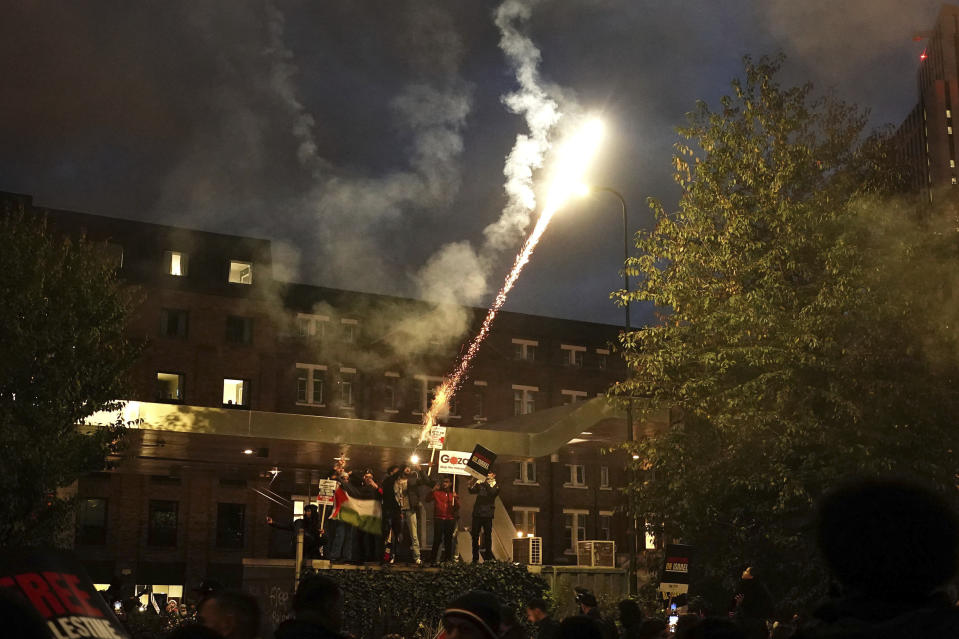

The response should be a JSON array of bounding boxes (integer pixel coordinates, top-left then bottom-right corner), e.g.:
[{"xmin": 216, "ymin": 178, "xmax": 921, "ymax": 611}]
[
  {"xmin": 0, "ymin": 201, "xmax": 141, "ymax": 546},
  {"xmin": 614, "ymin": 55, "xmax": 959, "ymax": 612},
  {"xmin": 306, "ymin": 562, "xmax": 549, "ymax": 639}
]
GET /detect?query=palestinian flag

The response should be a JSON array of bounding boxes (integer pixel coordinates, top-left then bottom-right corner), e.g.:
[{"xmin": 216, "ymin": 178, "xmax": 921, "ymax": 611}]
[{"xmin": 331, "ymin": 486, "xmax": 382, "ymax": 535}]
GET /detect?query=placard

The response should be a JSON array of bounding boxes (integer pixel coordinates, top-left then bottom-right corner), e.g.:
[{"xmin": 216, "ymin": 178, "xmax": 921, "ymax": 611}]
[
  {"xmin": 316, "ymin": 479, "xmax": 338, "ymax": 505},
  {"xmin": 437, "ymin": 449, "xmax": 472, "ymax": 476},
  {"xmin": 427, "ymin": 426, "xmax": 447, "ymax": 450},
  {"xmin": 465, "ymin": 444, "xmax": 497, "ymax": 479},
  {"xmin": 660, "ymin": 543, "xmax": 693, "ymax": 595},
  {"xmin": 0, "ymin": 548, "xmax": 130, "ymax": 639}
]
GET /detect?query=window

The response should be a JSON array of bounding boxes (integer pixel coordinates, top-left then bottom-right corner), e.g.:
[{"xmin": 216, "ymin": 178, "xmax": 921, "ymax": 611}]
[
  {"xmin": 216, "ymin": 503, "xmax": 245, "ymax": 549},
  {"xmin": 949, "ymin": 109, "xmax": 953, "ymax": 119},
  {"xmin": 156, "ymin": 372, "xmax": 184, "ymax": 403},
  {"xmin": 341, "ymin": 319, "xmax": 358, "ymax": 344},
  {"xmin": 296, "ymin": 313, "xmax": 328, "ymax": 339},
  {"xmin": 513, "ymin": 507, "xmax": 539, "ymax": 535},
  {"xmin": 148, "ymin": 500, "xmax": 178, "ymax": 547},
  {"xmin": 226, "ymin": 316, "xmax": 254, "ymax": 345},
  {"xmin": 105, "ymin": 243, "xmax": 124, "ymax": 269},
  {"xmin": 383, "ymin": 372, "xmax": 399, "ymax": 413},
  {"xmin": 599, "ymin": 511, "xmax": 613, "ymax": 541},
  {"xmin": 512, "ymin": 339, "xmax": 537, "ymax": 362},
  {"xmin": 163, "ymin": 251, "xmax": 188, "ymax": 277},
  {"xmin": 600, "ymin": 466, "xmax": 610, "ymax": 489},
  {"xmin": 565, "ymin": 464, "xmax": 587, "ymax": 488},
  {"xmin": 414, "ymin": 375, "xmax": 444, "ymax": 414},
  {"xmin": 951, "ymin": 160, "xmax": 956, "ymax": 168},
  {"xmin": 595, "ymin": 348, "xmax": 609, "ymax": 369},
  {"xmin": 77, "ymin": 498, "xmax": 107, "ymax": 545},
  {"xmin": 563, "ymin": 510, "xmax": 588, "ymax": 553},
  {"xmin": 950, "ymin": 126, "xmax": 954, "ymax": 135},
  {"xmin": 512, "ymin": 386, "xmax": 537, "ymax": 416},
  {"xmin": 339, "ymin": 369, "xmax": 355, "ymax": 407},
  {"xmin": 516, "ymin": 460, "xmax": 537, "ymax": 485},
  {"xmin": 296, "ymin": 364, "xmax": 326, "ymax": 406},
  {"xmin": 561, "ymin": 345, "xmax": 585, "ymax": 367},
  {"xmin": 228, "ymin": 260, "xmax": 253, "ymax": 284},
  {"xmin": 473, "ymin": 381, "xmax": 487, "ymax": 420},
  {"xmin": 159, "ymin": 309, "xmax": 189, "ymax": 338},
  {"xmin": 222, "ymin": 379, "xmax": 249, "ymax": 407},
  {"xmin": 561, "ymin": 389, "xmax": 587, "ymax": 405}
]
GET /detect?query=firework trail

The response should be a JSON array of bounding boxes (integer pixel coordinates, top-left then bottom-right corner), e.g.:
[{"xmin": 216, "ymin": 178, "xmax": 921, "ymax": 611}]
[{"xmin": 419, "ymin": 118, "xmax": 605, "ymax": 442}]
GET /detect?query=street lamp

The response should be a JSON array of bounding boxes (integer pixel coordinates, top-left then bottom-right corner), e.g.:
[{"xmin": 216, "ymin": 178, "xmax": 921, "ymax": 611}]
[{"xmin": 583, "ymin": 185, "xmax": 637, "ymax": 594}]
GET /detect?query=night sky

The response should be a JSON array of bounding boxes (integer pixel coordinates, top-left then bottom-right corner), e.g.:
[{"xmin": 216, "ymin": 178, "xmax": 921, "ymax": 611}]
[{"xmin": 0, "ymin": 0, "xmax": 938, "ymax": 327}]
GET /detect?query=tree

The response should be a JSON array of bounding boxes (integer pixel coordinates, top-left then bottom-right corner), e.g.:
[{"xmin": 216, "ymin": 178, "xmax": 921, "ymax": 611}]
[
  {"xmin": 614, "ymin": 55, "xmax": 959, "ymax": 611},
  {"xmin": 0, "ymin": 200, "xmax": 141, "ymax": 546}
]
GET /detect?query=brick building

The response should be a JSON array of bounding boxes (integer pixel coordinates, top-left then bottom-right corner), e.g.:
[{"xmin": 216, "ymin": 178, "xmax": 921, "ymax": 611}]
[
  {"xmin": 895, "ymin": 4, "xmax": 959, "ymax": 198},
  {"xmin": 4, "ymin": 191, "xmax": 657, "ymax": 599}
]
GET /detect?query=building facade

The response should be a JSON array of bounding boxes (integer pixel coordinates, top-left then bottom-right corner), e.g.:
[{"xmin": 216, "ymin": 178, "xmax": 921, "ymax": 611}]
[
  {"xmin": 895, "ymin": 5, "xmax": 959, "ymax": 198},
  {"xmin": 5, "ymin": 191, "xmax": 650, "ymax": 598}
]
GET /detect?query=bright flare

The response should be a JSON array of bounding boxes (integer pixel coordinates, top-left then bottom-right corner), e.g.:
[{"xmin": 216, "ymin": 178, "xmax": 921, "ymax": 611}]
[{"xmin": 419, "ymin": 118, "xmax": 606, "ymax": 443}]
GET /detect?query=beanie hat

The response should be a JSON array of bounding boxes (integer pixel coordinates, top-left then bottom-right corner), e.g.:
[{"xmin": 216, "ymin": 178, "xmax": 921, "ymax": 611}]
[{"xmin": 444, "ymin": 591, "xmax": 502, "ymax": 639}]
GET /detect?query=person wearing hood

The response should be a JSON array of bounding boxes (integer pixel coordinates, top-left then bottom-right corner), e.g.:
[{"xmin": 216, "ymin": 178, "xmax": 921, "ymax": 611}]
[
  {"xmin": 438, "ymin": 590, "xmax": 502, "ymax": 639},
  {"xmin": 730, "ymin": 564, "xmax": 774, "ymax": 638},
  {"xmin": 794, "ymin": 478, "xmax": 959, "ymax": 639}
]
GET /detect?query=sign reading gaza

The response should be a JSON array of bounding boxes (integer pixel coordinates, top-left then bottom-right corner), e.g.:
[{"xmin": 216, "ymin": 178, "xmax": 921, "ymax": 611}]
[
  {"xmin": 466, "ymin": 444, "xmax": 497, "ymax": 480},
  {"xmin": 0, "ymin": 549, "xmax": 129, "ymax": 639},
  {"xmin": 438, "ymin": 450, "xmax": 473, "ymax": 476}
]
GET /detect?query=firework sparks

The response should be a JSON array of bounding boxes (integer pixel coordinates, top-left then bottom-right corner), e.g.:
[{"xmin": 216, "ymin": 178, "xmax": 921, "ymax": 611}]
[{"xmin": 419, "ymin": 118, "xmax": 606, "ymax": 442}]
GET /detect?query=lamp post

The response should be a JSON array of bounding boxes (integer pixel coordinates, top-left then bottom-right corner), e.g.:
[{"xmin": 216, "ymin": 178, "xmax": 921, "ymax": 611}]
[{"xmin": 589, "ymin": 186, "xmax": 637, "ymax": 594}]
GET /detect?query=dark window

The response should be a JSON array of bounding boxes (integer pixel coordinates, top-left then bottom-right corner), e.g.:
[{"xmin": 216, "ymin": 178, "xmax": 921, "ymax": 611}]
[
  {"xmin": 159, "ymin": 309, "xmax": 189, "ymax": 338},
  {"xmin": 148, "ymin": 500, "xmax": 178, "ymax": 547},
  {"xmin": 77, "ymin": 498, "xmax": 107, "ymax": 545},
  {"xmin": 216, "ymin": 503, "xmax": 246, "ymax": 549},
  {"xmin": 474, "ymin": 391, "xmax": 485, "ymax": 418},
  {"xmin": 225, "ymin": 316, "xmax": 254, "ymax": 345}
]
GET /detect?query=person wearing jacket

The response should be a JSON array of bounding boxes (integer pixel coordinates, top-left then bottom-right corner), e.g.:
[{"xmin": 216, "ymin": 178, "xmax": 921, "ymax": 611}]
[
  {"xmin": 468, "ymin": 471, "xmax": 499, "ymax": 563},
  {"xmin": 425, "ymin": 475, "xmax": 458, "ymax": 563},
  {"xmin": 393, "ymin": 465, "xmax": 425, "ymax": 564}
]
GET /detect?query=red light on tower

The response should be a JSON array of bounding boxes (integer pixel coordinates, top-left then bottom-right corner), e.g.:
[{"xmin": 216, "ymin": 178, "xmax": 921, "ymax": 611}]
[{"xmin": 920, "ymin": 49, "xmax": 928, "ymax": 62}]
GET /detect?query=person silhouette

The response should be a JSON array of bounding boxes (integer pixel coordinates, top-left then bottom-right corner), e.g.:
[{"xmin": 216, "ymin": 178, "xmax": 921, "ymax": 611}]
[{"xmin": 796, "ymin": 477, "xmax": 959, "ymax": 638}]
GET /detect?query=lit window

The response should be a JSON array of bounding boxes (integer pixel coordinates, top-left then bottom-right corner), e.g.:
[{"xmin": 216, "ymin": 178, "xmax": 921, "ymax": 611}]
[
  {"xmin": 600, "ymin": 466, "xmax": 610, "ymax": 489},
  {"xmin": 226, "ymin": 316, "xmax": 254, "ymax": 345},
  {"xmin": 156, "ymin": 372, "xmax": 184, "ymax": 402},
  {"xmin": 953, "ymin": 177, "xmax": 958, "ymax": 185},
  {"xmin": 296, "ymin": 364, "xmax": 326, "ymax": 405},
  {"xmin": 565, "ymin": 464, "xmax": 587, "ymax": 487},
  {"xmin": 512, "ymin": 386, "xmax": 537, "ymax": 415},
  {"xmin": 223, "ymin": 379, "xmax": 249, "ymax": 407},
  {"xmin": 159, "ymin": 308, "xmax": 189, "ymax": 338},
  {"xmin": 512, "ymin": 507, "xmax": 538, "ymax": 535},
  {"xmin": 164, "ymin": 251, "xmax": 188, "ymax": 276},
  {"xmin": 562, "ymin": 389, "xmax": 587, "ymax": 405},
  {"xmin": 952, "ymin": 160, "xmax": 956, "ymax": 168},
  {"xmin": 561, "ymin": 345, "xmax": 585, "ymax": 367},
  {"xmin": 512, "ymin": 339, "xmax": 537, "ymax": 362},
  {"xmin": 516, "ymin": 461, "xmax": 537, "ymax": 484},
  {"xmin": 563, "ymin": 510, "xmax": 588, "ymax": 553},
  {"xmin": 948, "ymin": 109, "xmax": 953, "ymax": 119},
  {"xmin": 949, "ymin": 126, "xmax": 953, "ymax": 135},
  {"xmin": 228, "ymin": 260, "xmax": 253, "ymax": 285}
]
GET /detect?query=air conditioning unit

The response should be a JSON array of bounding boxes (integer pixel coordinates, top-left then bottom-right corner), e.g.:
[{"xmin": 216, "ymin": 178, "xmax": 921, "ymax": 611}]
[
  {"xmin": 512, "ymin": 536, "xmax": 542, "ymax": 565},
  {"xmin": 577, "ymin": 540, "xmax": 616, "ymax": 567}
]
